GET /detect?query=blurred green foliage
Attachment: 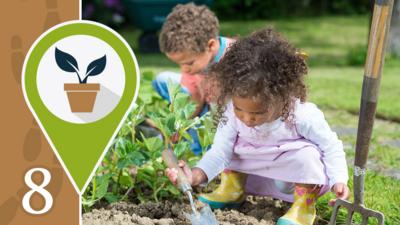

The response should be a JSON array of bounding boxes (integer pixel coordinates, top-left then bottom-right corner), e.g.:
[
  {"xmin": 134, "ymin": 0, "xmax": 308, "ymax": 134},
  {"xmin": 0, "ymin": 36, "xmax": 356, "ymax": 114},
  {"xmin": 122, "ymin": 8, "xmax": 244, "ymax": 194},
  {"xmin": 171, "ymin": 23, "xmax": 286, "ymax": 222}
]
[
  {"xmin": 212, "ymin": 0, "xmax": 372, "ymax": 20},
  {"xmin": 83, "ymin": 0, "xmax": 373, "ymax": 28}
]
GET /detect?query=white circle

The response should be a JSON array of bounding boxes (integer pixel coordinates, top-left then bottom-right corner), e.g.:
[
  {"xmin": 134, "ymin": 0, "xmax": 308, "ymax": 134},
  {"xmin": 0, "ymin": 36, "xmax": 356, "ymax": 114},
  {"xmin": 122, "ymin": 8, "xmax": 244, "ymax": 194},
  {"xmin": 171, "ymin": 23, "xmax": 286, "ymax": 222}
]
[{"xmin": 36, "ymin": 35, "xmax": 125, "ymax": 123}]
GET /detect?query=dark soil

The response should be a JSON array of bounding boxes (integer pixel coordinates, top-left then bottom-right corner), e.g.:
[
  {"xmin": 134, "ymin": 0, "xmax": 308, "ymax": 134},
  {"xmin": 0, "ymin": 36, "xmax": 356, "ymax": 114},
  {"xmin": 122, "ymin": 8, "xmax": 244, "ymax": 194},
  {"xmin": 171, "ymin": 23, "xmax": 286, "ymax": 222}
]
[{"xmin": 82, "ymin": 196, "xmax": 288, "ymax": 225}]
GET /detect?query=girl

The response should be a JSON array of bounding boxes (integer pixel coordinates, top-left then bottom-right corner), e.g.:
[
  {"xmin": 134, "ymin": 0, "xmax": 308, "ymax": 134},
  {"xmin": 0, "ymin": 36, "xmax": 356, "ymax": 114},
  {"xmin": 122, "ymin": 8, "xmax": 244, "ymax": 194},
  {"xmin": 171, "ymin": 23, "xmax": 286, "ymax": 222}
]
[{"xmin": 167, "ymin": 28, "xmax": 349, "ymax": 225}]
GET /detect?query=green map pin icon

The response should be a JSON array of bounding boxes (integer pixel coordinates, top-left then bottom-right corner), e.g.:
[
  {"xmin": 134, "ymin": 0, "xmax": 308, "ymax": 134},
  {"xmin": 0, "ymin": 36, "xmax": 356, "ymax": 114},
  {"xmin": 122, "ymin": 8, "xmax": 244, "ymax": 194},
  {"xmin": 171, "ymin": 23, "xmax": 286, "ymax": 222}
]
[{"xmin": 22, "ymin": 21, "xmax": 140, "ymax": 193}]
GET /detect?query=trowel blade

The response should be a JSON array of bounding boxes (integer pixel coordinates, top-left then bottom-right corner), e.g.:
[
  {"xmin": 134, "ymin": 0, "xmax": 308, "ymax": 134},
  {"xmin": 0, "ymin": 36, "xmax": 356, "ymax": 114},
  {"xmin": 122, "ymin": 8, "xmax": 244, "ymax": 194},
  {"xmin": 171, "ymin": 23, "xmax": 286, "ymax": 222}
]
[{"xmin": 186, "ymin": 204, "xmax": 219, "ymax": 225}]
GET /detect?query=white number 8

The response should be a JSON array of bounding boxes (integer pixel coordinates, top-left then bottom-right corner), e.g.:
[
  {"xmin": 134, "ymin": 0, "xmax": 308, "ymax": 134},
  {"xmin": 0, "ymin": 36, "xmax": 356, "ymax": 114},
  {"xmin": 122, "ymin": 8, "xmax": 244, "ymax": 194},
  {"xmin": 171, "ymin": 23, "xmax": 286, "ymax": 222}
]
[{"xmin": 22, "ymin": 168, "xmax": 53, "ymax": 214}]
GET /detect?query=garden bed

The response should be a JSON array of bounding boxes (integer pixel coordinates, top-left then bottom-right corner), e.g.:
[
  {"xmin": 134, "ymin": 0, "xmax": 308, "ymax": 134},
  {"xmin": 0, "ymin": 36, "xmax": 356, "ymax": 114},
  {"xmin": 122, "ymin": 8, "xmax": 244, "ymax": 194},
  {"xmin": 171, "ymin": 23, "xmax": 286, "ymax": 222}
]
[{"xmin": 82, "ymin": 196, "xmax": 288, "ymax": 225}]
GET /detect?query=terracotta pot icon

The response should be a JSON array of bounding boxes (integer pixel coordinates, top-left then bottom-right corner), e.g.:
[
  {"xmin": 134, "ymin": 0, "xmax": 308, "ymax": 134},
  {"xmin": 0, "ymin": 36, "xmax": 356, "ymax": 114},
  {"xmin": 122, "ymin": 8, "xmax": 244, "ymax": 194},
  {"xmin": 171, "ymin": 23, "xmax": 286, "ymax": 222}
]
[{"xmin": 64, "ymin": 83, "xmax": 100, "ymax": 112}]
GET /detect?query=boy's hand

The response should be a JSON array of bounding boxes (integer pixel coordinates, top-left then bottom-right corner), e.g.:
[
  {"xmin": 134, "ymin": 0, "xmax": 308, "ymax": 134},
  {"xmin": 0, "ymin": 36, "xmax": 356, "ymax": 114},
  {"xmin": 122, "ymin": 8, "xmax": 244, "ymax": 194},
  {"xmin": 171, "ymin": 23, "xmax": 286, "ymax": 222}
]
[{"xmin": 329, "ymin": 183, "xmax": 350, "ymax": 206}]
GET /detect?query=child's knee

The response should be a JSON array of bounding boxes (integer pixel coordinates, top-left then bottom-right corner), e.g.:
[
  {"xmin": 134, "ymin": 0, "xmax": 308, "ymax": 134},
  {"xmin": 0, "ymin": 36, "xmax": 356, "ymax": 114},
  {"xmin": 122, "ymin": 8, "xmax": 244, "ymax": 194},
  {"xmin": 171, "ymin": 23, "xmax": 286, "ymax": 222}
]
[{"xmin": 290, "ymin": 146, "xmax": 324, "ymax": 174}]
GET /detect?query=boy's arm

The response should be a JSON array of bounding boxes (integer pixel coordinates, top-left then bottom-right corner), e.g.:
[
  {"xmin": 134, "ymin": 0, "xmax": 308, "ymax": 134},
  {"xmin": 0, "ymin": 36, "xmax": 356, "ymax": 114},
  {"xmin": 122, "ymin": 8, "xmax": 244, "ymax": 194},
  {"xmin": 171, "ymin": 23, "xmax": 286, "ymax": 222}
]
[{"xmin": 181, "ymin": 73, "xmax": 207, "ymax": 118}]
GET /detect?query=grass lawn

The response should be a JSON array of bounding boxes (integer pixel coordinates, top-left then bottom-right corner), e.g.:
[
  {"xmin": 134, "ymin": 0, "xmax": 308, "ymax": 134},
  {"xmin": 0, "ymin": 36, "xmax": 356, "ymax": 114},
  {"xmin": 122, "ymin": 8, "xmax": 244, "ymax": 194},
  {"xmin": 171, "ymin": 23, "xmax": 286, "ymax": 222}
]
[
  {"xmin": 318, "ymin": 108, "xmax": 400, "ymax": 225},
  {"xmin": 308, "ymin": 66, "xmax": 400, "ymax": 122},
  {"xmin": 317, "ymin": 168, "xmax": 400, "ymax": 224},
  {"xmin": 120, "ymin": 15, "xmax": 400, "ymax": 224},
  {"xmin": 122, "ymin": 15, "xmax": 400, "ymax": 121}
]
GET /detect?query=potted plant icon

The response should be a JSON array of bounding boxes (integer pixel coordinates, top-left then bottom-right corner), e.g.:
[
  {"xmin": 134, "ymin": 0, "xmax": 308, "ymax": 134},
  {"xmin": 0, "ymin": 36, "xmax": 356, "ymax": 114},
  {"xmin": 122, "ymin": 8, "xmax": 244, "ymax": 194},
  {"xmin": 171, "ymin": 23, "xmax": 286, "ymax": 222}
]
[{"xmin": 55, "ymin": 47, "xmax": 106, "ymax": 113}]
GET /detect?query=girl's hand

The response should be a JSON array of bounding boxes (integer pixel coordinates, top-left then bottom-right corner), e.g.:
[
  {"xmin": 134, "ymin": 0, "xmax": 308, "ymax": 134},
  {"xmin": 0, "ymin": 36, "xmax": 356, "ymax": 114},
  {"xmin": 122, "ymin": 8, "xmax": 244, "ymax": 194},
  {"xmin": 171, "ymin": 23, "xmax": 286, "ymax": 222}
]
[
  {"xmin": 165, "ymin": 160, "xmax": 193, "ymax": 185},
  {"xmin": 165, "ymin": 160, "xmax": 207, "ymax": 187},
  {"xmin": 329, "ymin": 183, "xmax": 350, "ymax": 206}
]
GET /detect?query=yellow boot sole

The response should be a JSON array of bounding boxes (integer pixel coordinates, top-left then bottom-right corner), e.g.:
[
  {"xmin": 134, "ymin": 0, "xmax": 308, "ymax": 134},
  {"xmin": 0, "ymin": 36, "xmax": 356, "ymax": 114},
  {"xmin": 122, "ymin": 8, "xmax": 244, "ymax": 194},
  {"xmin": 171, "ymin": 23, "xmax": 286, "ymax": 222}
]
[{"xmin": 198, "ymin": 195, "xmax": 244, "ymax": 209}]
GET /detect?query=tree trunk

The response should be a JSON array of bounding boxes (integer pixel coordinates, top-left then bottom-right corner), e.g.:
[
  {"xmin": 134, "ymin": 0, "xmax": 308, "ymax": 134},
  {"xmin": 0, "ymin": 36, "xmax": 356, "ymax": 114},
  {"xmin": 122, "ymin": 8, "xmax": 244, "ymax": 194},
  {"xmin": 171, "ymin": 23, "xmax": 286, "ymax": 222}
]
[{"xmin": 388, "ymin": 0, "xmax": 400, "ymax": 56}]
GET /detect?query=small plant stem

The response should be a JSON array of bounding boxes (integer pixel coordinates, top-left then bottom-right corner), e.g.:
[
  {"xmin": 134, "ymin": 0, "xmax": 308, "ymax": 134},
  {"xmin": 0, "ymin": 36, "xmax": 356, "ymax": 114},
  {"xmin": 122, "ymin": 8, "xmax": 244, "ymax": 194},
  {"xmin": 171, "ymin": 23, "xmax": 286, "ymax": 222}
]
[
  {"xmin": 183, "ymin": 119, "xmax": 199, "ymax": 132},
  {"xmin": 153, "ymin": 192, "xmax": 158, "ymax": 202},
  {"xmin": 121, "ymin": 186, "xmax": 134, "ymax": 201},
  {"xmin": 82, "ymin": 75, "xmax": 89, "ymax": 84},
  {"xmin": 153, "ymin": 182, "xmax": 166, "ymax": 202},
  {"xmin": 91, "ymin": 178, "xmax": 96, "ymax": 201},
  {"xmin": 115, "ymin": 169, "xmax": 122, "ymax": 194},
  {"xmin": 76, "ymin": 71, "xmax": 83, "ymax": 83},
  {"xmin": 178, "ymin": 131, "xmax": 183, "ymax": 143},
  {"xmin": 161, "ymin": 130, "xmax": 170, "ymax": 150},
  {"xmin": 134, "ymin": 186, "xmax": 145, "ymax": 204},
  {"xmin": 131, "ymin": 122, "xmax": 135, "ymax": 142},
  {"xmin": 83, "ymin": 205, "xmax": 89, "ymax": 213}
]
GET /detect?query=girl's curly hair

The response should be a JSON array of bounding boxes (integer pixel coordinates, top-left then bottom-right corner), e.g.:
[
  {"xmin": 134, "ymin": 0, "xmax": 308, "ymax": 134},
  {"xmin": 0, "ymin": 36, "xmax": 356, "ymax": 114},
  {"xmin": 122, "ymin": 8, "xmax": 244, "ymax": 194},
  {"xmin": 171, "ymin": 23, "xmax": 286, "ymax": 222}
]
[{"xmin": 209, "ymin": 27, "xmax": 308, "ymax": 124}]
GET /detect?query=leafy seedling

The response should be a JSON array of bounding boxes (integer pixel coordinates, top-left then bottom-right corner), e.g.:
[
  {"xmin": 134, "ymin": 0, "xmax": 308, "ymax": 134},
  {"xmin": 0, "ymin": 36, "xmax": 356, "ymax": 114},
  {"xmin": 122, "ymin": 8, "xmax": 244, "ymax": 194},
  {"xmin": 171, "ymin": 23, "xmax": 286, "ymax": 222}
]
[{"xmin": 55, "ymin": 47, "xmax": 107, "ymax": 83}]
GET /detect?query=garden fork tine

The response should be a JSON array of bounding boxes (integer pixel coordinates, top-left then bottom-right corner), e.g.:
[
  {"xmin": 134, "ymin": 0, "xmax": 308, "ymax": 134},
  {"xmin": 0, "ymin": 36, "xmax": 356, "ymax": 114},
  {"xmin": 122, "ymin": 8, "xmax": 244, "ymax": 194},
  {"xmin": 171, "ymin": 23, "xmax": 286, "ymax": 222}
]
[
  {"xmin": 330, "ymin": 199, "xmax": 384, "ymax": 225},
  {"xmin": 329, "ymin": 0, "xmax": 393, "ymax": 224}
]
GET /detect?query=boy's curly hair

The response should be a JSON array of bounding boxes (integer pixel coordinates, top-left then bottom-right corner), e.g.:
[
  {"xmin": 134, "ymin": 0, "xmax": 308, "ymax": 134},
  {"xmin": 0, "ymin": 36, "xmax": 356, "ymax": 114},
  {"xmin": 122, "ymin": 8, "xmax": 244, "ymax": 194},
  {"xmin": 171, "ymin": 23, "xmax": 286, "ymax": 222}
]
[
  {"xmin": 209, "ymin": 27, "xmax": 308, "ymax": 124},
  {"xmin": 159, "ymin": 3, "xmax": 219, "ymax": 53}
]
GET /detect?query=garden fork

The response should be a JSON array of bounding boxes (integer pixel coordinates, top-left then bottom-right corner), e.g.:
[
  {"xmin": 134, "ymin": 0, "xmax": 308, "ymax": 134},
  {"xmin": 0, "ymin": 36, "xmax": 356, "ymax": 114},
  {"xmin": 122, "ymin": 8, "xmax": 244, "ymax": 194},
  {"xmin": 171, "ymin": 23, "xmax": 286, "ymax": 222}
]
[{"xmin": 329, "ymin": 0, "xmax": 393, "ymax": 224}]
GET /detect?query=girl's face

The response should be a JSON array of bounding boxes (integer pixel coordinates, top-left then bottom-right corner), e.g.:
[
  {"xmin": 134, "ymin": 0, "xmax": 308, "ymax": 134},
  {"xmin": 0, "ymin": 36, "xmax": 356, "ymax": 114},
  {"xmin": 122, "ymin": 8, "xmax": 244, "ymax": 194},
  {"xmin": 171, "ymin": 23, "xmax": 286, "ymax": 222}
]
[{"xmin": 232, "ymin": 96, "xmax": 282, "ymax": 127}]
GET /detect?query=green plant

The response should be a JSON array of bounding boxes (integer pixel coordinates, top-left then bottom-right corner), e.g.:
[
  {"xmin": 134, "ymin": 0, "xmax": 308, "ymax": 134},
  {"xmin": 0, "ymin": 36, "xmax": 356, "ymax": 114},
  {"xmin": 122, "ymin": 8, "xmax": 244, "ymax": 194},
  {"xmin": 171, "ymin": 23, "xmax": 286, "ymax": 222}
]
[
  {"xmin": 147, "ymin": 82, "xmax": 199, "ymax": 152},
  {"xmin": 82, "ymin": 78, "xmax": 206, "ymax": 210},
  {"xmin": 82, "ymin": 105, "xmax": 148, "ymax": 211},
  {"xmin": 134, "ymin": 82, "xmax": 205, "ymax": 202},
  {"xmin": 196, "ymin": 111, "xmax": 215, "ymax": 153}
]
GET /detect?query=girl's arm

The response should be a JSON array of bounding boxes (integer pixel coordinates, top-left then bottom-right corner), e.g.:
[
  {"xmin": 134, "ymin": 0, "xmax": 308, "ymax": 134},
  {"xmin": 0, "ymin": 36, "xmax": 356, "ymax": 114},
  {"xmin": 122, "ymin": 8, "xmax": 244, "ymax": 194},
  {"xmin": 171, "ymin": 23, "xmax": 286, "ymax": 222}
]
[
  {"xmin": 296, "ymin": 102, "xmax": 349, "ymax": 189},
  {"xmin": 194, "ymin": 104, "xmax": 238, "ymax": 183}
]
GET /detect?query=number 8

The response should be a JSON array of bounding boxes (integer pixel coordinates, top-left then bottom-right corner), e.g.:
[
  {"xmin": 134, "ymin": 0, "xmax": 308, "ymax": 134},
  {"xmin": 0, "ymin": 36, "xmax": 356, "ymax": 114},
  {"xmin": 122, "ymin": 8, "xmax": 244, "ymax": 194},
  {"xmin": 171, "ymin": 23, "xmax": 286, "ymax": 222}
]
[{"xmin": 22, "ymin": 168, "xmax": 53, "ymax": 214}]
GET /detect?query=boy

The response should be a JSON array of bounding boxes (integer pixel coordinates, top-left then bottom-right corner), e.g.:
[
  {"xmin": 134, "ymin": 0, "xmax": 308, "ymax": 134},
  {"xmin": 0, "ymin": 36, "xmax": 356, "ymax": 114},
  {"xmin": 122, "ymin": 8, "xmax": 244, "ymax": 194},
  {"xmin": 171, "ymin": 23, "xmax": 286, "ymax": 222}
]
[{"xmin": 153, "ymin": 3, "xmax": 235, "ymax": 154}]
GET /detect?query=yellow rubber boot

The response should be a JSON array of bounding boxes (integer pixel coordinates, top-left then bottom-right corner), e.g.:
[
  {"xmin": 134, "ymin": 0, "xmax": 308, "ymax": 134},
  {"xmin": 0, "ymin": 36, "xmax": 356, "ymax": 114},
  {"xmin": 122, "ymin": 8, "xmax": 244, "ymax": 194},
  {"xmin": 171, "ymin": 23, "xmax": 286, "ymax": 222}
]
[
  {"xmin": 199, "ymin": 170, "xmax": 247, "ymax": 209},
  {"xmin": 276, "ymin": 185, "xmax": 319, "ymax": 225}
]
